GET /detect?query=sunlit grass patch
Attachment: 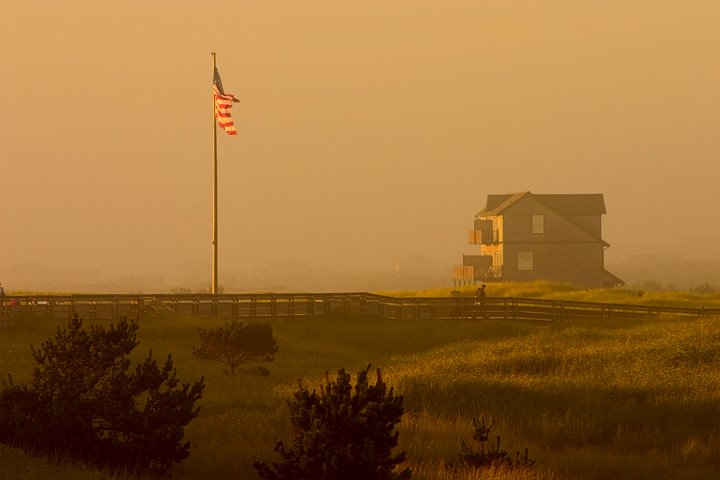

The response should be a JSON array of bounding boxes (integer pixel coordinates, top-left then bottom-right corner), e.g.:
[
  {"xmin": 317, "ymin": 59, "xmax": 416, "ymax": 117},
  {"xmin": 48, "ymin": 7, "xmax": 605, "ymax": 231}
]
[
  {"xmin": 376, "ymin": 281, "xmax": 581, "ymax": 299},
  {"xmin": 379, "ymin": 281, "xmax": 720, "ymax": 309}
]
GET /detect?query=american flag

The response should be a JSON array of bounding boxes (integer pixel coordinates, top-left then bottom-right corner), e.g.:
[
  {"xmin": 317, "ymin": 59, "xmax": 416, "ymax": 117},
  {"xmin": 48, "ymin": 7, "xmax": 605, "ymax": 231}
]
[{"xmin": 213, "ymin": 66, "xmax": 239, "ymax": 136}]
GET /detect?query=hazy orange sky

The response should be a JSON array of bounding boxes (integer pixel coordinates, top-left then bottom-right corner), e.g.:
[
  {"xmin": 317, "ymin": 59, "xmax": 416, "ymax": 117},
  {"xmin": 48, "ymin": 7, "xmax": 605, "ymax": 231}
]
[{"xmin": 3, "ymin": 1, "xmax": 720, "ymax": 282}]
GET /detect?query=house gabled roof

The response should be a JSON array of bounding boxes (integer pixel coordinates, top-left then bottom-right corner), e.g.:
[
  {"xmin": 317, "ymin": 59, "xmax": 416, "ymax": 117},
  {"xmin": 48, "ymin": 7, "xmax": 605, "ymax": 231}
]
[
  {"xmin": 477, "ymin": 192, "xmax": 606, "ymax": 217},
  {"xmin": 601, "ymin": 268, "xmax": 625, "ymax": 287},
  {"xmin": 476, "ymin": 191, "xmax": 609, "ymax": 246},
  {"xmin": 534, "ymin": 194, "xmax": 606, "ymax": 215},
  {"xmin": 476, "ymin": 192, "xmax": 528, "ymax": 216}
]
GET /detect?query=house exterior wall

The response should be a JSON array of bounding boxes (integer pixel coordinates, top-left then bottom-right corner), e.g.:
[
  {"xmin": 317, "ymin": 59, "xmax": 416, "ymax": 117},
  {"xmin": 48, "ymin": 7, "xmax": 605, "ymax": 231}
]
[
  {"xmin": 503, "ymin": 242, "xmax": 606, "ymax": 286},
  {"xmin": 501, "ymin": 196, "xmax": 599, "ymax": 244},
  {"xmin": 565, "ymin": 215, "xmax": 601, "ymax": 238}
]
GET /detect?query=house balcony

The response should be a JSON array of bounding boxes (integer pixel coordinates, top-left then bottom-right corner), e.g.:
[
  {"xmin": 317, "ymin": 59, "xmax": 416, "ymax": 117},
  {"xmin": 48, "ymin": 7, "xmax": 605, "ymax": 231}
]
[
  {"xmin": 452, "ymin": 264, "xmax": 503, "ymax": 284},
  {"xmin": 468, "ymin": 229, "xmax": 499, "ymax": 245}
]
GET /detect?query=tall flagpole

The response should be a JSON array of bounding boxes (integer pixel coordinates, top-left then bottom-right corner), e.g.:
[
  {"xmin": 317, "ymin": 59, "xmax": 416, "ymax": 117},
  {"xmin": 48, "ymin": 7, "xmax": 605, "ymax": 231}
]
[{"xmin": 211, "ymin": 52, "xmax": 219, "ymax": 295}]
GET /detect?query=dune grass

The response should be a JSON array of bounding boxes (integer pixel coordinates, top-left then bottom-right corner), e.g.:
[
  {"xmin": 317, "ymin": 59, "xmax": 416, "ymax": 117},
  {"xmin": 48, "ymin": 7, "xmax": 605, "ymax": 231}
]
[
  {"xmin": 1, "ymin": 310, "xmax": 720, "ymax": 479},
  {"xmin": 378, "ymin": 281, "xmax": 720, "ymax": 309}
]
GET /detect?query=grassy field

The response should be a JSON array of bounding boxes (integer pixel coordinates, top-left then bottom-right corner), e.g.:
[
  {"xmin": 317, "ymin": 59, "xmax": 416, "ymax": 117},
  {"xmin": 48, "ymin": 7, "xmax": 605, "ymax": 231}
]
[{"xmin": 1, "ymin": 296, "xmax": 720, "ymax": 479}]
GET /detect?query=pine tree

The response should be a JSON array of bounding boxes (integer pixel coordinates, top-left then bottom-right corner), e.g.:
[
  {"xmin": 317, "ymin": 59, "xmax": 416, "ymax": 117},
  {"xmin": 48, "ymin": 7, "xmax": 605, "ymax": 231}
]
[
  {"xmin": 0, "ymin": 315, "xmax": 204, "ymax": 477},
  {"xmin": 254, "ymin": 365, "xmax": 411, "ymax": 480}
]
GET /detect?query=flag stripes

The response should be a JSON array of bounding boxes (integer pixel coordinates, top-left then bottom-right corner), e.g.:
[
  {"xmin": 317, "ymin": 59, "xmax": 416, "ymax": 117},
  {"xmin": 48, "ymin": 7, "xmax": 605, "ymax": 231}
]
[{"xmin": 213, "ymin": 66, "xmax": 239, "ymax": 136}]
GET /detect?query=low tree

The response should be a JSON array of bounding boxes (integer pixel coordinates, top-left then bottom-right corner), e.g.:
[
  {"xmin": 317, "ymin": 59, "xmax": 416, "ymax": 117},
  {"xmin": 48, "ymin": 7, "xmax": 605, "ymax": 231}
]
[
  {"xmin": 457, "ymin": 416, "xmax": 535, "ymax": 470},
  {"xmin": 0, "ymin": 315, "xmax": 204, "ymax": 477},
  {"xmin": 253, "ymin": 365, "xmax": 411, "ymax": 480},
  {"xmin": 193, "ymin": 320, "xmax": 278, "ymax": 376}
]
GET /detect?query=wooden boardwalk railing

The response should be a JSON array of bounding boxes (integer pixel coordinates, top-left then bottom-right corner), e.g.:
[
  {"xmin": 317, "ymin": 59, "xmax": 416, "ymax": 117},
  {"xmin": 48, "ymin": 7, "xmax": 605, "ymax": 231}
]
[{"xmin": 1, "ymin": 293, "xmax": 717, "ymax": 325}]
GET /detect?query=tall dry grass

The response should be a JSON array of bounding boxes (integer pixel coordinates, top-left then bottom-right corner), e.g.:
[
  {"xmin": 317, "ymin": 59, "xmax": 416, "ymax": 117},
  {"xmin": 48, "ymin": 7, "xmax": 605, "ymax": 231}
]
[
  {"xmin": 387, "ymin": 317, "xmax": 720, "ymax": 479},
  {"xmin": 1, "ymin": 309, "xmax": 719, "ymax": 479}
]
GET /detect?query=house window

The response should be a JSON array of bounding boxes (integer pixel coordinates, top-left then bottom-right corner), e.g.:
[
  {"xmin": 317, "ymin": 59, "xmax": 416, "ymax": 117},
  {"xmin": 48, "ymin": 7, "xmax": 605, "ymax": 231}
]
[
  {"xmin": 531, "ymin": 214, "xmax": 544, "ymax": 234},
  {"xmin": 518, "ymin": 251, "xmax": 534, "ymax": 271}
]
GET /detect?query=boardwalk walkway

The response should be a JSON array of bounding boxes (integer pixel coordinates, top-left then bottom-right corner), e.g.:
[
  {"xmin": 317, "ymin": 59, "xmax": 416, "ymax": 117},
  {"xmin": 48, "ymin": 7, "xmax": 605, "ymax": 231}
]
[{"xmin": 1, "ymin": 293, "xmax": 717, "ymax": 324}]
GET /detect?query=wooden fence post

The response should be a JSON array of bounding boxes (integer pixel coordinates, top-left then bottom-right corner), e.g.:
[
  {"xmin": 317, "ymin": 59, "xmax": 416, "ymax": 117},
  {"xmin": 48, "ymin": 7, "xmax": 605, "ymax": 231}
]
[{"xmin": 359, "ymin": 295, "xmax": 367, "ymax": 318}]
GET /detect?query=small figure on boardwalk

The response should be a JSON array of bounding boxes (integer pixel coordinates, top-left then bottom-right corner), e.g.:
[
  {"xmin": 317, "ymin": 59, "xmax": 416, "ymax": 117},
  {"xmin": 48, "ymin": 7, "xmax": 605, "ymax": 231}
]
[
  {"xmin": 475, "ymin": 283, "xmax": 487, "ymax": 319},
  {"xmin": 0, "ymin": 282, "xmax": 6, "ymax": 327}
]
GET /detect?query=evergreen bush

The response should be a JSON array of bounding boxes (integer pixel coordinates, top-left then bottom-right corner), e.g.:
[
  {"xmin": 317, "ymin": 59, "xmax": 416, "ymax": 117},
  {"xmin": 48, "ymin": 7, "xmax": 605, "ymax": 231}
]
[
  {"xmin": 458, "ymin": 416, "xmax": 535, "ymax": 470},
  {"xmin": 253, "ymin": 365, "xmax": 411, "ymax": 480},
  {"xmin": 0, "ymin": 315, "xmax": 204, "ymax": 477}
]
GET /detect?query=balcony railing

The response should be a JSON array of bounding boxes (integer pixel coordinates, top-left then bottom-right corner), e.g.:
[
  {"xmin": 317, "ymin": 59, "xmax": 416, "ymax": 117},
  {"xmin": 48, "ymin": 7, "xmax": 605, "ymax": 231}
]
[
  {"xmin": 452, "ymin": 265, "xmax": 475, "ymax": 281},
  {"xmin": 478, "ymin": 266, "xmax": 503, "ymax": 279}
]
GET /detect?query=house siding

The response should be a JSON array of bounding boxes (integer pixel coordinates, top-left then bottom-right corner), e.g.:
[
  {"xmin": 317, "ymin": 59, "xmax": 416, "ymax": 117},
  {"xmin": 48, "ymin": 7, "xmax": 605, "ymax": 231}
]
[{"xmin": 565, "ymin": 215, "xmax": 602, "ymax": 238}]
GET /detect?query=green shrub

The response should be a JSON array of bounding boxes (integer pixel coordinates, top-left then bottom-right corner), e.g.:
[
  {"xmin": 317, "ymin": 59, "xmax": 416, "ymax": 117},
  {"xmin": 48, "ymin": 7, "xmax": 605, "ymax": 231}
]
[
  {"xmin": 253, "ymin": 366, "xmax": 411, "ymax": 480},
  {"xmin": 0, "ymin": 315, "xmax": 204, "ymax": 477},
  {"xmin": 458, "ymin": 416, "xmax": 535, "ymax": 470},
  {"xmin": 193, "ymin": 320, "xmax": 278, "ymax": 376}
]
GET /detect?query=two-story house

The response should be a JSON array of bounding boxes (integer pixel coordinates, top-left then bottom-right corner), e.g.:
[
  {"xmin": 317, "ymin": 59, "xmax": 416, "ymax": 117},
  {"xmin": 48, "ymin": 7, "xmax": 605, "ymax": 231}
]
[{"xmin": 458, "ymin": 192, "xmax": 624, "ymax": 288}]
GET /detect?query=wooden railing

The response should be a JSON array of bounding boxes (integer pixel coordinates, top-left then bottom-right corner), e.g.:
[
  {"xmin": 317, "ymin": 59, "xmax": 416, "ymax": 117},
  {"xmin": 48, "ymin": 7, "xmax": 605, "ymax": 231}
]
[{"xmin": 1, "ymin": 293, "xmax": 717, "ymax": 325}]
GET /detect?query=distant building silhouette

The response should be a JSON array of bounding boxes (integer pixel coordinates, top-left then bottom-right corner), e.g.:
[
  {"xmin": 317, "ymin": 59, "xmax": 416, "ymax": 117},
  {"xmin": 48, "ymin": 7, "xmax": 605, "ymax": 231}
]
[{"xmin": 456, "ymin": 192, "xmax": 624, "ymax": 288}]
